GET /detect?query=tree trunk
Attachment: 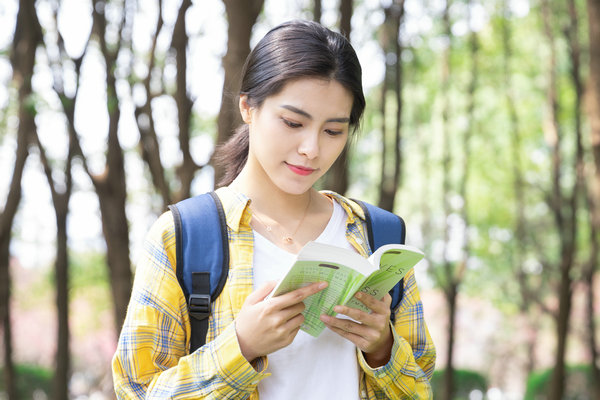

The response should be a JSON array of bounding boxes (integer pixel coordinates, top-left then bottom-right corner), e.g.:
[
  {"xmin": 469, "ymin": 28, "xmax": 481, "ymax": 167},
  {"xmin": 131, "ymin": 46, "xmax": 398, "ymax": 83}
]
[
  {"xmin": 339, "ymin": 0, "xmax": 352, "ymax": 37},
  {"xmin": 550, "ymin": 259, "xmax": 573, "ymax": 400},
  {"xmin": 135, "ymin": 100, "xmax": 171, "ymax": 207},
  {"xmin": 90, "ymin": 0, "xmax": 133, "ymax": 330},
  {"xmin": 214, "ymin": 0, "xmax": 264, "ymax": 186},
  {"xmin": 95, "ymin": 170, "xmax": 131, "ymax": 331},
  {"xmin": 321, "ymin": 0, "xmax": 354, "ymax": 196},
  {"xmin": 378, "ymin": 13, "xmax": 389, "ymax": 208},
  {"xmin": 454, "ymin": 0, "xmax": 478, "ymax": 341},
  {"xmin": 502, "ymin": 0, "xmax": 539, "ymax": 379},
  {"xmin": 54, "ymin": 207, "xmax": 70, "ymax": 400},
  {"xmin": 541, "ymin": 0, "xmax": 565, "ymax": 394},
  {"xmin": 135, "ymin": 0, "xmax": 204, "ymax": 208},
  {"xmin": 46, "ymin": 0, "xmax": 132, "ymax": 333},
  {"xmin": 586, "ymin": 0, "xmax": 600, "ymax": 395},
  {"xmin": 461, "ymin": 0, "xmax": 478, "ymax": 261},
  {"xmin": 376, "ymin": 1, "xmax": 404, "ymax": 211},
  {"xmin": 98, "ymin": 95, "xmax": 132, "ymax": 332},
  {"xmin": 413, "ymin": 44, "xmax": 434, "ymax": 271},
  {"xmin": 390, "ymin": 4, "xmax": 403, "ymax": 209},
  {"xmin": 171, "ymin": 0, "xmax": 198, "ymax": 202},
  {"xmin": 589, "ymin": 0, "xmax": 600, "ymax": 190},
  {"xmin": 440, "ymin": 1, "xmax": 455, "ymax": 399},
  {"xmin": 1, "ymin": 1, "xmax": 43, "ymax": 398},
  {"xmin": 33, "ymin": 126, "xmax": 75, "ymax": 400},
  {"xmin": 444, "ymin": 282, "xmax": 458, "ymax": 400},
  {"xmin": 135, "ymin": 0, "xmax": 170, "ymax": 208},
  {"xmin": 585, "ymin": 174, "xmax": 600, "ymax": 397},
  {"xmin": 543, "ymin": 0, "xmax": 584, "ymax": 397},
  {"xmin": 35, "ymin": 137, "xmax": 72, "ymax": 400},
  {"xmin": 0, "ymin": 239, "xmax": 16, "ymax": 400},
  {"xmin": 314, "ymin": 0, "xmax": 322, "ymax": 23}
]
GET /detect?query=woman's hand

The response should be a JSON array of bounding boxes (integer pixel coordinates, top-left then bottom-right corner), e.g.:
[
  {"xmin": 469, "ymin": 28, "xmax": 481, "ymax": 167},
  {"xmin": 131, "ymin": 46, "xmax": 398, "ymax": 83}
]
[
  {"xmin": 235, "ymin": 280, "xmax": 328, "ymax": 362},
  {"xmin": 320, "ymin": 292, "xmax": 393, "ymax": 368}
]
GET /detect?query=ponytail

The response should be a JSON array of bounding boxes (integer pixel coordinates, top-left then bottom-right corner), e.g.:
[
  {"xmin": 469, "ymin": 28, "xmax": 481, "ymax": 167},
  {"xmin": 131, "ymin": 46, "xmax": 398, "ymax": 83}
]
[{"xmin": 213, "ymin": 124, "xmax": 249, "ymax": 187}]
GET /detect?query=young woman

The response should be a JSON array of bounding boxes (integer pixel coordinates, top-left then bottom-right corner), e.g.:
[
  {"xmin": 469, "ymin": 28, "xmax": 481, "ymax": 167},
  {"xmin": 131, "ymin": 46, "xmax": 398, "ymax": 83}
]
[{"xmin": 113, "ymin": 20, "xmax": 436, "ymax": 399}]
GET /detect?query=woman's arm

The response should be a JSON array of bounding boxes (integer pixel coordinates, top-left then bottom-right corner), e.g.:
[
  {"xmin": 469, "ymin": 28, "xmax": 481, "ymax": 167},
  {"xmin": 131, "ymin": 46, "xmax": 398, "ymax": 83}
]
[
  {"xmin": 111, "ymin": 213, "xmax": 267, "ymax": 399},
  {"xmin": 357, "ymin": 269, "xmax": 436, "ymax": 399}
]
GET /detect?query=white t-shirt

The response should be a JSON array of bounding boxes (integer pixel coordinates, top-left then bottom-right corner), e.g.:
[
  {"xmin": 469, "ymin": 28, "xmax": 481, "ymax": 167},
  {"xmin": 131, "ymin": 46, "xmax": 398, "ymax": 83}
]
[{"xmin": 252, "ymin": 200, "xmax": 360, "ymax": 400}]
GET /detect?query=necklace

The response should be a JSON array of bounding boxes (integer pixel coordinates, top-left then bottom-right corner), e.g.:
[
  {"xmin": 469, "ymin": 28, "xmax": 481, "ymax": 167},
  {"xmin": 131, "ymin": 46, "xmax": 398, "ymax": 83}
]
[{"xmin": 251, "ymin": 192, "xmax": 312, "ymax": 244}]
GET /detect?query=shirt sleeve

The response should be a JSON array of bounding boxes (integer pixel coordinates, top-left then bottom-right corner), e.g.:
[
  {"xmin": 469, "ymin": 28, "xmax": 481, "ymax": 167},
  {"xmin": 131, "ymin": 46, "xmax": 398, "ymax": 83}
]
[
  {"xmin": 357, "ymin": 269, "xmax": 436, "ymax": 399},
  {"xmin": 111, "ymin": 212, "xmax": 269, "ymax": 399}
]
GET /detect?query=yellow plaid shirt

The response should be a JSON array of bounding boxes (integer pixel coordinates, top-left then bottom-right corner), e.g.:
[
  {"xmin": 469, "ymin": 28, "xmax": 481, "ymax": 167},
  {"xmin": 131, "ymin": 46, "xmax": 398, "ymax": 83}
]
[{"xmin": 112, "ymin": 187, "xmax": 436, "ymax": 399}]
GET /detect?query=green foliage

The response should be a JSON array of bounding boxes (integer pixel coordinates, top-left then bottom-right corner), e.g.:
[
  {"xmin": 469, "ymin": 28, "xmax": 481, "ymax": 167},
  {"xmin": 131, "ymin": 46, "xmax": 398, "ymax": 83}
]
[
  {"xmin": 24, "ymin": 93, "xmax": 38, "ymax": 117},
  {"xmin": 0, "ymin": 364, "xmax": 52, "ymax": 399},
  {"xmin": 431, "ymin": 368, "xmax": 488, "ymax": 399},
  {"xmin": 191, "ymin": 112, "xmax": 219, "ymax": 141},
  {"xmin": 69, "ymin": 251, "xmax": 110, "ymax": 291},
  {"xmin": 524, "ymin": 365, "xmax": 595, "ymax": 400},
  {"xmin": 0, "ymin": 74, "xmax": 14, "ymax": 143},
  {"xmin": 14, "ymin": 251, "xmax": 111, "ymax": 316},
  {"xmin": 107, "ymin": 87, "xmax": 119, "ymax": 114},
  {"xmin": 69, "ymin": 252, "xmax": 113, "ymax": 328}
]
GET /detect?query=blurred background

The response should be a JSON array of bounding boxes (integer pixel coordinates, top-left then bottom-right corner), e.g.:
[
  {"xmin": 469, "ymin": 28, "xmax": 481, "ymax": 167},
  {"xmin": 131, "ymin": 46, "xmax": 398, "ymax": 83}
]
[{"xmin": 1, "ymin": 0, "xmax": 599, "ymax": 398}]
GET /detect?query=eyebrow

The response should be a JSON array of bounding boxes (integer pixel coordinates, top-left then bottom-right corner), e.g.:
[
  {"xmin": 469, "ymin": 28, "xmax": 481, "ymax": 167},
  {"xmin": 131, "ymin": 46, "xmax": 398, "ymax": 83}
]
[{"xmin": 280, "ymin": 104, "xmax": 350, "ymax": 123}]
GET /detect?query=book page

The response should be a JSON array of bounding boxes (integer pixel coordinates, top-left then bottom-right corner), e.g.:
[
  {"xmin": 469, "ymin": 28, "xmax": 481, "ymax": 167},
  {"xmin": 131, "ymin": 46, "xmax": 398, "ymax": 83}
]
[
  {"xmin": 271, "ymin": 260, "xmax": 367, "ymax": 337},
  {"xmin": 344, "ymin": 246, "xmax": 424, "ymax": 312},
  {"xmin": 296, "ymin": 241, "xmax": 375, "ymax": 276}
]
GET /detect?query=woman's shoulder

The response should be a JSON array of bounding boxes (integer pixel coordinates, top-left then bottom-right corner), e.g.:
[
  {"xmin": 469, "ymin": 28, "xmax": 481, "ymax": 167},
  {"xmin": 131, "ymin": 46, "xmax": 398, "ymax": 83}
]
[
  {"xmin": 319, "ymin": 190, "xmax": 366, "ymax": 220},
  {"xmin": 143, "ymin": 211, "xmax": 177, "ymax": 260},
  {"xmin": 148, "ymin": 210, "xmax": 176, "ymax": 236}
]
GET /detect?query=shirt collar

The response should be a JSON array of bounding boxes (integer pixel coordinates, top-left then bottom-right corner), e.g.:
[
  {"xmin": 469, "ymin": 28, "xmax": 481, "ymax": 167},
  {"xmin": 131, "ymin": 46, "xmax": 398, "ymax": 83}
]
[
  {"xmin": 214, "ymin": 186, "xmax": 252, "ymax": 232},
  {"xmin": 319, "ymin": 190, "xmax": 366, "ymax": 224}
]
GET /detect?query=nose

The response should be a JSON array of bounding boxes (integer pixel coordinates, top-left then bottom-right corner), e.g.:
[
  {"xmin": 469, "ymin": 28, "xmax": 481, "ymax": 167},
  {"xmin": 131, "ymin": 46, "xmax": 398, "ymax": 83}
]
[{"xmin": 297, "ymin": 130, "xmax": 320, "ymax": 159}]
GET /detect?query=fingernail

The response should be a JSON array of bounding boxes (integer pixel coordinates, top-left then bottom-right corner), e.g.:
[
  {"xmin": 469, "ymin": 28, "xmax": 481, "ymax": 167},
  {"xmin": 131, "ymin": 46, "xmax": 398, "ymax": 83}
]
[{"xmin": 319, "ymin": 282, "xmax": 328, "ymax": 289}]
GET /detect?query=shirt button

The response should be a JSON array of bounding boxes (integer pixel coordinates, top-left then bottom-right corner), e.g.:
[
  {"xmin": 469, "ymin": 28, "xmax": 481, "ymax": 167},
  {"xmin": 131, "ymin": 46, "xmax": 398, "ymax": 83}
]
[{"xmin": 356, "ymin": 238, "xmax": 363, "ymax": 245}]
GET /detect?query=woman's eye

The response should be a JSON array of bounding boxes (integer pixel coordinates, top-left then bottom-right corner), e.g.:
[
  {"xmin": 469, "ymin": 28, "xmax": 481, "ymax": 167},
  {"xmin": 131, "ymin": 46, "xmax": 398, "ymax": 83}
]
[
  {"xmin": 282, "ymin": 118, "xmax": 302, "ymax": 128},
  {"xmin": 325, "ymin": 129, "xmax": 343, "ymax": 136}
]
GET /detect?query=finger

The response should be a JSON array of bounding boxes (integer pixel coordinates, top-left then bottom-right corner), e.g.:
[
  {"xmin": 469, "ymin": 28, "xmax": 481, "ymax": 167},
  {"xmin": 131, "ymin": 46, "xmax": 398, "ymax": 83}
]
[
  {"xmin": 321, "ymin": 314, "xmax": 366, "ymax": 336},
  {"xmin": 283, "ymin": 312, "xmax": 305, "ymax": 332},
  {"xmin": 321, "ymin": 315, "xmax": 370, "ymax": 346},
  {"xmin": 245, "ymin": 280, "xmax": 277, "ymax": 305},
  {"xmin": 333, "ymin": 304, "xmax": 375, "ymax": 325},
  {"xmin": 273, "ymin": 301, "xmax": 306, "ymax": 322},
  {"xmin": 353, "ymin": 292, "xmax": 392, "ymax": 315},
  {"xmin": 275, "ymin": 281, "xmax": 328, "ymax": 308}
]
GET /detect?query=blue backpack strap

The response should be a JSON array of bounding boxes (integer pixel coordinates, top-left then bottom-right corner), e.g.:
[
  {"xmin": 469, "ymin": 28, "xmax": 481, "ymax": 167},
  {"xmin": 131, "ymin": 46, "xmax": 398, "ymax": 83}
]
[
  {"xmin": 352, "ymin": 200, "xmax": 406, "ymax": 321},
  {"xmin": 168, "ymin": 192, "xmax": 229, "ymax": 352}
]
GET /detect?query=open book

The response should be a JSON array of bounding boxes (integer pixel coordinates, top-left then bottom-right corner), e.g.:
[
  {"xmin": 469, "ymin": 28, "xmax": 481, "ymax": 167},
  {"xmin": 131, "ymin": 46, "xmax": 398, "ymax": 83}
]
[{"xmin": 270, "ymin": 241, "xmax": 425, "ymax": 337}]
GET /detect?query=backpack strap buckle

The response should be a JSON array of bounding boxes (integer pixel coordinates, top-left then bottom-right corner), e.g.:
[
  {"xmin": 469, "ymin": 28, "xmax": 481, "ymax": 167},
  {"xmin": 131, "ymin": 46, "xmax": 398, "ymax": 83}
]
[{"xmin": 188, "ymin": 294, "xmax": 211, "ymax": 320}]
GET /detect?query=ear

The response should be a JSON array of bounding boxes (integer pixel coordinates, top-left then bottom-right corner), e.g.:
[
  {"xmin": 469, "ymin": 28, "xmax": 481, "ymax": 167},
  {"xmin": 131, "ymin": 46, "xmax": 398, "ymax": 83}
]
[{"xmin": 239, "ymin": 95, "xmax": 252, "ymax": 124}]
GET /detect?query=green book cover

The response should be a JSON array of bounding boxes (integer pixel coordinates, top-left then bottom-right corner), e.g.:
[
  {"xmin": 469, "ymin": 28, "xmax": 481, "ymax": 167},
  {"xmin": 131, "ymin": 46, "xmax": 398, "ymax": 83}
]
[{"xmin": 270, "ymin": 241, "xmax": 425, "ymax": 337}]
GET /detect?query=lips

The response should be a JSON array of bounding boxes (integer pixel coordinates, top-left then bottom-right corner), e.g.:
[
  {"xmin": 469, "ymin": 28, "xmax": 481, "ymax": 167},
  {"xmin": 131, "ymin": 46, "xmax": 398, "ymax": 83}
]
[{"xmin": 286, "ymin": 163, "xmax": 317, "ymax": 176}]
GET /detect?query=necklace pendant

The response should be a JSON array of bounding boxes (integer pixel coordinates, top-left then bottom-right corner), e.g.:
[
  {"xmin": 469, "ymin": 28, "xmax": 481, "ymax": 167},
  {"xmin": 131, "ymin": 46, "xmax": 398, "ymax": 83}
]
[{"xmin": 283, "ymin": 236, "xmax": 293, "ymax": 244}]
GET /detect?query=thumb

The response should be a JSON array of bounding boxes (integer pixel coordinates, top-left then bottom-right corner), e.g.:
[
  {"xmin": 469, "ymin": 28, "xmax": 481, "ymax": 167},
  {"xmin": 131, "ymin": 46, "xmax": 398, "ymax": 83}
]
[{"xmin": 245, "ymin": 280, "xmax": 277, "ymax": 305}]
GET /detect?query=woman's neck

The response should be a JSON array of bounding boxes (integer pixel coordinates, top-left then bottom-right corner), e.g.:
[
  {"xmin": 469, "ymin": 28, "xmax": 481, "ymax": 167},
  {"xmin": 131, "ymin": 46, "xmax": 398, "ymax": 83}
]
[
  {"xmin": 230, "ymin": 168, "xmax": 333, "ymax": 252},
  {"xmin": 231, "ymin": 166, "xmax": 314, "ymax": 219}
]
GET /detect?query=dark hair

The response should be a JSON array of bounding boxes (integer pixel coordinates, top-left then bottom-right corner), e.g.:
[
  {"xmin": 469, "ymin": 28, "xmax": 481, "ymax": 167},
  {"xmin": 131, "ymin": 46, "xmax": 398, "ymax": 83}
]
[{"xmin": 214, "ymin": 20, "xmax": 366, "ymax": 187}]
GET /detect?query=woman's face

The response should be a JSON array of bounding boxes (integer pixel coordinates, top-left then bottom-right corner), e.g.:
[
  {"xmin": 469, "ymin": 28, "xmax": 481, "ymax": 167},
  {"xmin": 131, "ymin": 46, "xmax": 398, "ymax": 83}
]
[{"xmin": 240, "ymin": 78, "xmax": 354, "ymax": 195}]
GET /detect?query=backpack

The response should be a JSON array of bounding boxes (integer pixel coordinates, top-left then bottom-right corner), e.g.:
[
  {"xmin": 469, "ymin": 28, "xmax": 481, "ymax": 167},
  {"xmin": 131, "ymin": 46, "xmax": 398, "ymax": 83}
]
[{"xmin": 169, "ymin": 192, "xmax": 407, "ymax": 353}]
